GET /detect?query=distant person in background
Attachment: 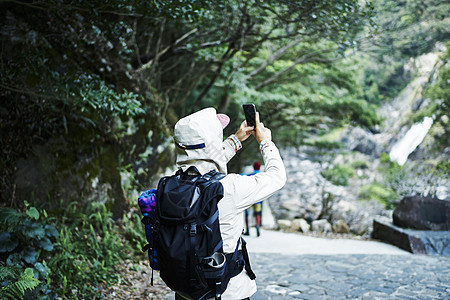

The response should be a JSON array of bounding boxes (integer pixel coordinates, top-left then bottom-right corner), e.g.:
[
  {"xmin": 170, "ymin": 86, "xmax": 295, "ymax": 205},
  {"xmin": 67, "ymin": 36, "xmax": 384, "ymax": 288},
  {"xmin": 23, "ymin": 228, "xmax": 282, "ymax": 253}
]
[{"xmin": 244, "ymin": 161, "xmax": 263, "ymax": 237}]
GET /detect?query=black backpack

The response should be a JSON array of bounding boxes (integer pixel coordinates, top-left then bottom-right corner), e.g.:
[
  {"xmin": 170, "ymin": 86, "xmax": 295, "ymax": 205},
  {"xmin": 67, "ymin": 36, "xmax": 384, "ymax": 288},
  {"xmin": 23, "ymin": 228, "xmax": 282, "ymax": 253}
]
[{"xmin": 149, "ymin": 166, "xmax": 255, "ymax": 300}]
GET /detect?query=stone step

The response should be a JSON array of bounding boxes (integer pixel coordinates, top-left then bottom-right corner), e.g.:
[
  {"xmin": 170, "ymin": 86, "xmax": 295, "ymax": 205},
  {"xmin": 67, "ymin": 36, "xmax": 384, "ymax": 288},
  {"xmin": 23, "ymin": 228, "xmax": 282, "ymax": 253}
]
[{"xmin": 372, "ymin": 217, "xmax": 450, "ymax": 256}]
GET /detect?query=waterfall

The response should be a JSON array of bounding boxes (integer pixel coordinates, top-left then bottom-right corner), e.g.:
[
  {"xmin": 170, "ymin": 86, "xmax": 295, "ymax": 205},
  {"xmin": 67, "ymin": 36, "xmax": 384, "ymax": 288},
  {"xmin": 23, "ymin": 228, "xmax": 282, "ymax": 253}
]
[{"xmin": 389, "ymin": 117, "xmax": 434, "ymax": 166}]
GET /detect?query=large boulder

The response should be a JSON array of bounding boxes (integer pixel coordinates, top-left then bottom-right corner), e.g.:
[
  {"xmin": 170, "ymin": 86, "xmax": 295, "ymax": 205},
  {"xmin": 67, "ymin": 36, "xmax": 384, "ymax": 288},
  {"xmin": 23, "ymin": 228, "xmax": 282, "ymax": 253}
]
[{"xmin": 393, "ymin": 195, "xmax": 450, "ymax": 230}]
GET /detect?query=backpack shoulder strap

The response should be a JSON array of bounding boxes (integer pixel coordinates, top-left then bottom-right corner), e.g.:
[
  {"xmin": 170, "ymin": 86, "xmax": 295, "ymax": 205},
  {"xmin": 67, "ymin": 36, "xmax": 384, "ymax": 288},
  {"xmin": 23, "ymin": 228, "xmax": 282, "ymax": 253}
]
[
  {"xmin": 240, "ymin": 237, "xmax": 256, "ymax": 280},
  {"xmin": 202, "ymin": 170, "xmax": 225, "ymax": 182},
  {"xmin": 176, "ymin": 166, "xmax": 201, "ymax": 176}
]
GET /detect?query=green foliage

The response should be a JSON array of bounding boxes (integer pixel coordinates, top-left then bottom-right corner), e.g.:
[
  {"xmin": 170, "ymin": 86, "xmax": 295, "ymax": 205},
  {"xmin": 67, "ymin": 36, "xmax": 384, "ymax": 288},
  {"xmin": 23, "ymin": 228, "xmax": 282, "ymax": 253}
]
[
  {"xmin": 0, "ymin": 265, "xmax": 41, "ymax": 300},
  {"xmin": 0, "ymin": 203, "xmax": 56, "ymax": 299},
  {"xmin": 359, "ymin": 58, "xmax": 412, "ymax": 104},
  {"xmin": 231, "ymin": 50, "xmax": 381, "ymax": 148},
  {"xmin": 422, "ymin": 43, "xmax": 450, "ymax": 148},
  {"xmin": 48, "ymin": 201, "xmax": 133, "ymax": 298},
  {"xmin": 371, "ymin": 0, "xmax": 450, "ymax": 58},
  {"xmin": 0, "ymin": 201, "xmax": 139, "ymax": 298},
  {"xmin": 379, "ymin": 152, "xmax": 401, "ymax": 170},
  {"xmin": 355, "ymin": 0, "xmax": 449, "ymax": 105},
  {"xmin": 351, "ymin": 160, "xmax": 369, "ymax": 169},
  {"xmin": 121, "ymin": 212, "xmax": 146, "ymax": 253},
  {"xmin": 78, "ymin": 81, "xmax": 145, "ymax": 123},
  {"xmin": 435, "ymin": 161, "xmax": 450, "ymax": 176},
  {"xmin": 306, "ymin": 140, "xmax": 344, "ymax": 150},
  {"xmin": 322, "ymin": 164, "xmax": 355, "ymax": 186},
  {"xmin": 359, "ymin": 182, "xmax": 399, "ymax": 209}
]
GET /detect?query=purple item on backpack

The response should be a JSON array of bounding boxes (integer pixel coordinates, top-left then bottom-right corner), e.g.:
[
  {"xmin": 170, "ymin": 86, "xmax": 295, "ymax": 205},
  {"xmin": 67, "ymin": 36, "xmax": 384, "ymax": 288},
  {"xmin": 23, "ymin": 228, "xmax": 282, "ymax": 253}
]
[
  {"xmin": 138, "ymin": 188, "xmax": 159, "ymax": 271},
  {"xmin": 138, "ymin": 189, "xmax": 157, "ymax": 215}
]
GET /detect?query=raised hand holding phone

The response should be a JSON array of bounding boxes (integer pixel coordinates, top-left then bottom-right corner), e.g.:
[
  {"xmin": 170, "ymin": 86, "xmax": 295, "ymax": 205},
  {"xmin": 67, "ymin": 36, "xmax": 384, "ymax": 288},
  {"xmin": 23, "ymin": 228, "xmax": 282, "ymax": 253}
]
[
  {"xmin": 234, "ymin": 120, "xmax": 254, "ymax": 142},
  {"xmin": 253, "ymin": 112, "xmax": 271, "ymax": 144}
]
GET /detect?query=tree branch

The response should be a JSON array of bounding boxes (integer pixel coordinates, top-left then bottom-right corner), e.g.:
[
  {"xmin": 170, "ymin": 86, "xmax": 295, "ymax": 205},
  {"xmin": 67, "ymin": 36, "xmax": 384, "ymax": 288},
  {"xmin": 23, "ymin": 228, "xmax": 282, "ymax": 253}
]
[
  {"xmin": 246, "ymin": 37, "xmax": 304, "ymax": 80},
  {"xmin": 0, "ymin": 0, "xmax": 143, "ymax": 16},
  {"xmin": 171, "ymin": 61, "xmax": 210, "ymax": 109},
  {"xmin": 0, "ymin": 83, "xmax": 60, "ymax": 100},
  {"xmin": 189, "ymin": 4, "xmax": 253, "ymax": 109},
  {"xmin": 137, "ymin": 26, "xmax": 197, "ymax": 73},
  {"xmin": 254, "ymin": 49, "xmax": 338, "ymax": 90},
  {"xmin": 190, "ymin": 58, "xmax": 228, "ymax": 111},
  {"xmin": 131, "ymin": 19, "xmax": 142, "ymax": 67}
]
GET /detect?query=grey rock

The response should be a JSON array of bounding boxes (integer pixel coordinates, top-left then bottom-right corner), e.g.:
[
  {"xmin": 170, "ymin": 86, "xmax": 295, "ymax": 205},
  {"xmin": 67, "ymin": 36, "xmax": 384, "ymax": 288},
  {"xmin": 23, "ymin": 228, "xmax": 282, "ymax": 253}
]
[
  {"xmin": 372, "ymin": 217, "xmax": 450, "ymax": 255},
  {"xmin": 281, "ymin": 199, "xmax": 302, "ymax": 212},
  {"xmin": 277, "ymin": 219, "xmax": 292, "ymax": 230},
  {"xmin": 292, "ymin": 218, "xmax": 310, "ymax": 233},
  {"xmin": 341, "ymin": 127, "xmax": 382, "ymax": 156},
  {"xmin": 311, "ymin": 219, "xmax": 332, "ymax": 233},
  {"xmin": 393, "ymin": 195, "xmax": 450, "ymax": 230}
]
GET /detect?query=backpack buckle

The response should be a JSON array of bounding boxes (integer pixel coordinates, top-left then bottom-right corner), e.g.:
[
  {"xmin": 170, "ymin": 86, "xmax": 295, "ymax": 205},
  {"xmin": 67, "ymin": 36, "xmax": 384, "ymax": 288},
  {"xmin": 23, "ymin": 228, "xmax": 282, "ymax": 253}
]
[
  {"xmin": 190, "ymin": 224, "xmax": 197, "ymax": 236},
  {"xmin": 153, "ymin": 221, "xmax": 160, "ymax": 232},
  {"xmin": 141, "ymin": 216, "xmax": 152, "ymax": 226}
]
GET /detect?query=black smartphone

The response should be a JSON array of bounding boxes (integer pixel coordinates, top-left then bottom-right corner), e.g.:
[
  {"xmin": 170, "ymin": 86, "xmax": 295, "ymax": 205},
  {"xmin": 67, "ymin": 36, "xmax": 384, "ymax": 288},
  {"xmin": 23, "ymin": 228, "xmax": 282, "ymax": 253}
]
[{"xmin": 243, "ymin": 104, "xmax": 256, "ymax": 130}]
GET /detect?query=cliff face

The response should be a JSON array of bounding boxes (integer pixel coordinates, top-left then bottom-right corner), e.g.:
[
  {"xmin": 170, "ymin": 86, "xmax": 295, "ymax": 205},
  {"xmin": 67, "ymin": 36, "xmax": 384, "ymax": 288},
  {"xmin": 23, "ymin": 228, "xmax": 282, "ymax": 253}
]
[{"xmin": 268, "ymin": 48, "xmax": 449, "ymax": 237}]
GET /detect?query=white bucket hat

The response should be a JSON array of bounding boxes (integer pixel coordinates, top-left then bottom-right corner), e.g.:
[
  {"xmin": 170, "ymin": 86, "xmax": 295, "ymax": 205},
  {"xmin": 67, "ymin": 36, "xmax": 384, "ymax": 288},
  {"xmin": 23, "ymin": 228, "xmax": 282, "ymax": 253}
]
[{"xmin": 174, "ymin": 107, "xmax": 230, "ymax": 174}]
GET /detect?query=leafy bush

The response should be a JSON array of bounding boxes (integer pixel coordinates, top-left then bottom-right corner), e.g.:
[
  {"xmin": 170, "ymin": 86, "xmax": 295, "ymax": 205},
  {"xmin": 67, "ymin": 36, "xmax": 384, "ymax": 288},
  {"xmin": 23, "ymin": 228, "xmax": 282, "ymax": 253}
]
[
  {"xmin": 359, "ymin": 182, "xmax": 399, "ymax": 209},
  {"xmin": 121, "ymin": 211, "xmax": 146, "ymax": 254},
  {"xmin": 1, "ymin": 201, "xmax": 145, "ymax": 299},
  {"xmin": 322, "ymin": 164, "xmax": 355, "ymax": 186},
  {"xmin": 351, "ymin": 160, "xmax": 369, "ymax": 169},
  {"xmin": 48, "ymin": 201, "xmax": 133, "ymax": 298},
  {"xmin": 379, "ymin": 152, "xmax": 402, "ymax": 171},
  {"xmin": 0, "ymin": 203, "xmax": 57, "ymax": 299}
]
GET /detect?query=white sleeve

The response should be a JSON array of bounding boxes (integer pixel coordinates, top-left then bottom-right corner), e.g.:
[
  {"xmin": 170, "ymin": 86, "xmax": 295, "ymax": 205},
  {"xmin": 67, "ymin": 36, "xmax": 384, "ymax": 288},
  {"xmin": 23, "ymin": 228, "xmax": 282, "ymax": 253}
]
[
  {"xmin": 222, "ymin": 141, "xmax": 286, "ymax": 212},
  {"xmin": 222, "ymin": 135, "xmax": 242, "ymax": 163}
]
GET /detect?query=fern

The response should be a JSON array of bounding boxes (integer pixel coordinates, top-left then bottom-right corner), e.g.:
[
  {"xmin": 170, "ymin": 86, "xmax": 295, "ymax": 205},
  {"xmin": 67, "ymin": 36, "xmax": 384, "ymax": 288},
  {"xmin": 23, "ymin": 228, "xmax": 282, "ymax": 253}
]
[
  {"xmin": 0, "ymin": 264, "xmax": 20, "ymax": 281},
  {"xmin": 0, "ymin": 267, "xmax": 40, "ymax": 299}
]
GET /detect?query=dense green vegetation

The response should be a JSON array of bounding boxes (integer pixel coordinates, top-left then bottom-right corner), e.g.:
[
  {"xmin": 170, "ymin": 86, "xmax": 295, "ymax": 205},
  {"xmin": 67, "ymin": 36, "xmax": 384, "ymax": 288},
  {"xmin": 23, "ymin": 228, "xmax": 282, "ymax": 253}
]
[
  {"xmin": 1, "ymin": 0, "xmax": 449, "ymax": 298},
  {"xmin": 0, "ymin": 202, "xmax": 145, "ymax": 298},
  {"xmin": 422, "ymin": 42, "xmax": 450, "ymax": 148}
]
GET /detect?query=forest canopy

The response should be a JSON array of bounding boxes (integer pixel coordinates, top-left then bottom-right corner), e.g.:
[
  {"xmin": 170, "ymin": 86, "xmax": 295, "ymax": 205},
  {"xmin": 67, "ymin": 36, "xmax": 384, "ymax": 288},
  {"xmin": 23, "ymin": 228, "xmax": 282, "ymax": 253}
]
[{"xmin": 1, "ymin": 0, "xmax": 380, "ymax": 208}]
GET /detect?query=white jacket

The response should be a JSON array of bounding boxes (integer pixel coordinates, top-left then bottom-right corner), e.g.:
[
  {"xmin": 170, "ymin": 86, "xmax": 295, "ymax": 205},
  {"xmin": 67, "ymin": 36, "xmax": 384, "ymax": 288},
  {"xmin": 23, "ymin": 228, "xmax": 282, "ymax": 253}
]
[{"xmin": 174, "ymin": 108, "xmax": 286, "ymax": 299}]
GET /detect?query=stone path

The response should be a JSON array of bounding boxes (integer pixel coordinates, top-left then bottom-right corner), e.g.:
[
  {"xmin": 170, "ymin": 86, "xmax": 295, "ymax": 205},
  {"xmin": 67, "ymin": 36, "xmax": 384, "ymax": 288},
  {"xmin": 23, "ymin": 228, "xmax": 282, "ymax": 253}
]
[
  {"xmin": 249, "ymin": 253, "xmax": 450, "ymax": 299},
  {"xmin": 164, "ymin": 229, "xmax": 450, "ymax": 299},
  {"xmin": 246, "ymin": 229, "xmax": 450, "ymax": 299}
]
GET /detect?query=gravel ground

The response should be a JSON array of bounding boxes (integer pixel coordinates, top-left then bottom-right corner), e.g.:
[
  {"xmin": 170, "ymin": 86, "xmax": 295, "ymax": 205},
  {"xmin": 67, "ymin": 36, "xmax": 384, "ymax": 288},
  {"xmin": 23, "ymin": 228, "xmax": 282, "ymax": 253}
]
[{"xmin": 104, "ymin": 259, "xmax": 171, "ymax": 299}]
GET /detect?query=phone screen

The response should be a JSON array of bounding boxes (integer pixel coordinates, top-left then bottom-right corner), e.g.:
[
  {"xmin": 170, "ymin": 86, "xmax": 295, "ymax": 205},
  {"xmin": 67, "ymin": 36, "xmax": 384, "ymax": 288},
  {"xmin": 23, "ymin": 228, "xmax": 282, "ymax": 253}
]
[{"xmin": 243, "ymin": 104, "xmax": 256, "ymax": 129}]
